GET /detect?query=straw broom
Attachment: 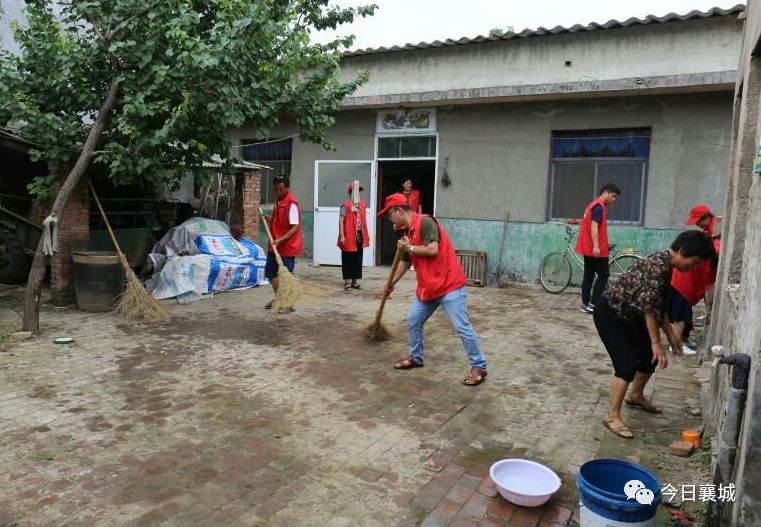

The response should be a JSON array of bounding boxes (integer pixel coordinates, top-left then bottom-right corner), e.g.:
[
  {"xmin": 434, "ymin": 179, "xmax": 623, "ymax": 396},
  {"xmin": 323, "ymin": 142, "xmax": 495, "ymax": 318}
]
[
  {"xmin": 88, "ymin": 181, "xmax": 170, "ymax": 323},
  {"xmin": 259, "ymin": 207, "xmax": 324, "ymax": 311},
  {"xmin": 365, "ymin": 245, "xmax": 405, "ymax": 342}
]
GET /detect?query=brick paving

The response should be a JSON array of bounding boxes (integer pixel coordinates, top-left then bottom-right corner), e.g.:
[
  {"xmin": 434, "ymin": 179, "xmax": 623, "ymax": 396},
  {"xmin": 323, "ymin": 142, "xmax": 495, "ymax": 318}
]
[{"xmin": 0, "ymin": 266, "xmax": 707, "ymax": 526}]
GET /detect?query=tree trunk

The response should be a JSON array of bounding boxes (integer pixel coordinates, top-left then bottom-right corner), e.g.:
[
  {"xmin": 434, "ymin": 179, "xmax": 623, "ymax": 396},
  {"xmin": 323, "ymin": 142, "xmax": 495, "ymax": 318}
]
[{"xmin": 22, "ymin": 77, "xmax": 121, "ymax": 334}]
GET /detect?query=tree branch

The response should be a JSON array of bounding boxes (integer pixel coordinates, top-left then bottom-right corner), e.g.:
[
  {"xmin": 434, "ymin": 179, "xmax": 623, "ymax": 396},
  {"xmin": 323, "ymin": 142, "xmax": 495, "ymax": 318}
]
[{"xmin": 107, "ymin": 1, "xmax": 162, "ymax": 41}]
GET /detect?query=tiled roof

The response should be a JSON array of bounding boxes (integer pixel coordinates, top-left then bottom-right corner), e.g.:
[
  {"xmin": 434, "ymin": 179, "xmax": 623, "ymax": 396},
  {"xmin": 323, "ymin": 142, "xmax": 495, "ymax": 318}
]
[{"xmin": 343, "ymin": 4, "xmax": 746, "ymax": 57}]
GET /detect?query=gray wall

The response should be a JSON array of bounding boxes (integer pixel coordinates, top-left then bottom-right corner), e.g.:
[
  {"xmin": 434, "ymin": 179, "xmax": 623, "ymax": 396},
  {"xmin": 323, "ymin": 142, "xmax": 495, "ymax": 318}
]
[
  {"xmin": 228, "ymin": 110, "xmax": 377, "ymax": 211},
  {"xmin": 434, "ymin": 93, "xmax": 732, "ymax": 228},
  {"xmin": 230, "ymin": 94, "xmax": 732, "ymax": 230}
]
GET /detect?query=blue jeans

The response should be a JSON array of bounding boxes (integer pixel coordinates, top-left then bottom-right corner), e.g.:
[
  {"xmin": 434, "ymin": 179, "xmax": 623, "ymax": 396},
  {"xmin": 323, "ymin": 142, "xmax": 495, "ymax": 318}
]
[{"xmin": 407, "ymin": 286, "xmax": 487, "ymax": 370}]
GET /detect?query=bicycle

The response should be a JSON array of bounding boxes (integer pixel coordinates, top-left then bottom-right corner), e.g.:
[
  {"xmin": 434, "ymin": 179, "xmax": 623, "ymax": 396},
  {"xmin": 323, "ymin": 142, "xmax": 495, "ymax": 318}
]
[{"xmin": 539, "ymin": 220, "xmax": 642, "ymax": 294}]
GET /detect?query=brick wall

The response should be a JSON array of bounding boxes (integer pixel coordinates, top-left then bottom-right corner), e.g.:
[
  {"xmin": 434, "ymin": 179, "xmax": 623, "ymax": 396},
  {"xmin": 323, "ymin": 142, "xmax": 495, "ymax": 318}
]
[
  {"xmin": 31, "ymin": 182, "xmax": 91, "ymax": 304},
  {"xmin": 240, "ymin": 169, "xmax": 261, "ymax": 243}
]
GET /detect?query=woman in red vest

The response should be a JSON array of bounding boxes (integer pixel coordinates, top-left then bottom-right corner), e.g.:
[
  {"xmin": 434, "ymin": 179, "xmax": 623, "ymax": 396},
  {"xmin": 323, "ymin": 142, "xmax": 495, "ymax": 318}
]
[
  {"xmin": 338, "ymin": 182, "xmax": 370, "ymax": 290},
  {"xmin": 378, "ymin": 193, "xmax": 488, "ymax": 386},
  {"xmin": 402, "ymin": 178, "xmax": 422, "ymax": 214}
]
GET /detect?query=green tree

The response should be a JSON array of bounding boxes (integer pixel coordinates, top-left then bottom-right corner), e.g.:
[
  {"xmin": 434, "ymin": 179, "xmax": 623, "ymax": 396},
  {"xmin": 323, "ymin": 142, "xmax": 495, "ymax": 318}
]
[{"xmin": 0, "ymin": 0, "xmax": 375, "ymax": 333}]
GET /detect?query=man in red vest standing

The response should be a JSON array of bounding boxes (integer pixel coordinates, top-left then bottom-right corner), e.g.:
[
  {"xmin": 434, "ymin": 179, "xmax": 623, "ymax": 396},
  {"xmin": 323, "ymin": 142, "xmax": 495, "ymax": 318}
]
[
  {"xmin": 264, "ymin": 175, "xmax": 303, "ymax": 314},
  {"xmin": 378, "ymin": 194, "xmax": 488, "ymax": 386},
  {"xmin": 576, "ymin": 183, "xmax": 621, "ymax": 314}
]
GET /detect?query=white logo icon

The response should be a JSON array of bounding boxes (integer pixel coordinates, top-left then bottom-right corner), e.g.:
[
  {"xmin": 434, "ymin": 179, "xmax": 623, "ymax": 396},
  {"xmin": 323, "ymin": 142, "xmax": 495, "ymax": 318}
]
[
  {"xmin": 624, "ymin": 480, "xmax": 646, "ymax": 500},
  {"xmin": 635, "ymin": 488, "xmax": 655, "ymax": 505}
]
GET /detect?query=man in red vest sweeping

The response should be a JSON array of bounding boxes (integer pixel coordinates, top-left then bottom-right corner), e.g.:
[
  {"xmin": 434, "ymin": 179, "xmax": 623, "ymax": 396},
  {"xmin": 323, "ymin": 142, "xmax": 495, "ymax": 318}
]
[
  {"xmin": 576, "ymin": 183, "xmax": 621, "ymax": 314},
  {"xmin": 378, "ymin": 193, "xmax": 488, "ymax": 386},
  {"xmin": 264, "ymin": 175, "xmax": 303, "ymax": 314}
]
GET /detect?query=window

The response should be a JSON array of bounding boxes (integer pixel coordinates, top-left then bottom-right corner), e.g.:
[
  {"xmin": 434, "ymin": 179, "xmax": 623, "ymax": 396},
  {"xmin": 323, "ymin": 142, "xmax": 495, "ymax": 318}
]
[
  {"xmin": 241, "ymin": 138, "xmax": 293, "ymax": 203},
  {"xmin": 377, "ymin": 135, "xmax": 437, "ymax": 158},
  {"xmin": 549, "ymin": 129, "xmax": 650, "ymax": 224}
]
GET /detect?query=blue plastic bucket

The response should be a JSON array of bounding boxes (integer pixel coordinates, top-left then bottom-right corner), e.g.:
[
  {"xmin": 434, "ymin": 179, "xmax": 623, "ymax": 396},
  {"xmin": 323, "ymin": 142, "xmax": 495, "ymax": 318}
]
[{"xmin": 576, "ymin": 459, "xmax": 662, "ymax": 526}]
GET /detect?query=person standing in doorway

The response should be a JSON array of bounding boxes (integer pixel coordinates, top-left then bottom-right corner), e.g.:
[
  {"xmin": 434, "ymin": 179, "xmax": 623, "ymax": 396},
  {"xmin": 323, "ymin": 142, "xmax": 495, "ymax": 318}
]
[
  {"xmin": 576, "ymin": 183, "xmax": 621, "ymax": 314},
  {"xmin": 378, "ymin": 193, "xmax": 488, "ymax": 386},
  {"xmin": 338, "ymin": 182, "xmax": 370, "ymax": 290},
  {"xmin": 401, "ymin": 178, "xmax": 423, "ymax": 214},
  {"xmin": 594, "ymin": 231, "xmax": 716, "ymax": 439},
  {"xmin": 263, "ymin": 175, "xmax": 303, "ymax": 314}
]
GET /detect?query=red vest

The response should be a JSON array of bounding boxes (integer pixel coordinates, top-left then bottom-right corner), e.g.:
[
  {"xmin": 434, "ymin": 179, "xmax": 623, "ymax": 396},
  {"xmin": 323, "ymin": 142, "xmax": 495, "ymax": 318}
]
[
  {"xmin": 575, "ymin": 197, "xmax": 609, "ymax": 258},
  {"xmin": 337, "ymin": 200, "xmax": 370, "ymax": 252},
  {"xmin": 407, "ymin": 214, "xmax": 467, "ymax": 301},
  {"xmin": 671, "ymin": 225, "xmax": 720, "ymax": 305},
  {"xmin": 404, "ymin": 190, "xmax": 421, "ymax": 212},
  {"xmin": 671, "ymin": 263, "xmax": 717, "ymax": 306},
  {"xmin": 269, "ymin": 192, "xmax": 303, "ymax": 257}
]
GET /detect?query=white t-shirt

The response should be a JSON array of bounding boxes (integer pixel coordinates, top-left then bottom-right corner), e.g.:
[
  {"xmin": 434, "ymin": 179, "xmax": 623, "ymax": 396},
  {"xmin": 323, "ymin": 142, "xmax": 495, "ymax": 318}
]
[{"xmin": 289, "ymin": 203, "xmax": 299, "ymax": 225}]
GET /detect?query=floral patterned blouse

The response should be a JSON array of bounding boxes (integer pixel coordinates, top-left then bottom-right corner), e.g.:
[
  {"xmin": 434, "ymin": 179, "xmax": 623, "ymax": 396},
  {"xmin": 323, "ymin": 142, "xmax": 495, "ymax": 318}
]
[{"xmin": 605, "ymin": 250, "xmax": 673, "ymax": 326}]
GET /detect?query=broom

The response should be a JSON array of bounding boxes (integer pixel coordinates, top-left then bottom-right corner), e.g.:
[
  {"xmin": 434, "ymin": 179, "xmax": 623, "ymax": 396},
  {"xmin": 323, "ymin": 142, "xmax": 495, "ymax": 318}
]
[
  {"xmin": 259, "ymin": 207, "xmax": 324, "ymax": 311},
  {"xmin": 365, "ymin": 245, "xmax": 405, "ymax": 341},
  {"xmin": 88, "ymin": 181, "xmax": 170, "ymax": 323}
]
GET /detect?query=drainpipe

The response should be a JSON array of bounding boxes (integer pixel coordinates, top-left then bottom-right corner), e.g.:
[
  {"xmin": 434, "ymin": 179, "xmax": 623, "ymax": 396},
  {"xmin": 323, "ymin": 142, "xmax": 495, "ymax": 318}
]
[{"xmin": 707, "ymin": 346, "xmax": 752, "ymax": 526}]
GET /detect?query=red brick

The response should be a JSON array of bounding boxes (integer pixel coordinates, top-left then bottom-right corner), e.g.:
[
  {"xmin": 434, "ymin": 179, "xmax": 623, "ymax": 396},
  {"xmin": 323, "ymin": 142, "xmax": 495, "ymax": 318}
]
[
  {"xmin": 438, "ymin": 463, "xmax": 467, "ymax": 481},
  {"xmin": 509, "ymin": 508, "xmax": 541, "ymax": 527},
  {"xmin": 487, "ymin": 498, "xmax": 515, "ymax": 521},
  {"xmin": 670, "ymin": 440, "xmax": 694, "ymax": 457},
  {"xmin": 445, "ymin": 480, "xmax": 479, "ymax": 505},
  {"xmin": 449, "ymin": 516, "xmax": 478, "ymax": 527},
  {"xmin": 541, "ymin": 505, "xmax": 572, "ymax": 525},
  {"xmin": 425, "ymin": 499, "xmax": 461, "ymax": 524},
  {"xmin": 477, "ymin": 477, "xmax": 498, "ymax": 498},
  {"xmin": 461, "ymin": 492, "xmax": 491, "ymax": 519},
  {"xmin": 539, "ymin": 521, "xmax": 565, "ymax": 527}
]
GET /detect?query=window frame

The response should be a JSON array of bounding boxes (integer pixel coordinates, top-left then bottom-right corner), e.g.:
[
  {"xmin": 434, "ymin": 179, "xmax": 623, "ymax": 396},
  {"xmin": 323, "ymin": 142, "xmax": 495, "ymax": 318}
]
[
  {"xmin": 374, "ymin": 133, "xmax": 438, "ymax": 161},
  {"xmin": 547, "ymin": 129, "xmax": 651, "ymax": 226},
  {"xmin": 240, "ymin": 138, "xmax": 293, "ymax": 204}
]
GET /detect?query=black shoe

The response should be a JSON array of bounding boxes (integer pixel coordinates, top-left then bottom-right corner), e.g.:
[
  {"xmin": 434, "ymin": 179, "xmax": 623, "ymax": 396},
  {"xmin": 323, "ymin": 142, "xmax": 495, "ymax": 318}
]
[
  {"xmin": 265, "ymin": 300, "xmax": 274, "ymax": 310},
  {"xmin": 277, "ymin": 307, "xmax": 295, "ymax": 315}
]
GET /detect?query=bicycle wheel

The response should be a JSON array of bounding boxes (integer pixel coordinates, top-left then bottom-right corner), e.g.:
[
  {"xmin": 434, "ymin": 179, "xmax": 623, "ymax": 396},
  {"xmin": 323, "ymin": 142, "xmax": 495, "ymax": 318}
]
[
  {"xmin": 609, "ymin": 254, "xmax": 642, "ymax": 284},
  {"xmin": 540, "ymin": 252, "xmax": 573, "ymax": 293}
]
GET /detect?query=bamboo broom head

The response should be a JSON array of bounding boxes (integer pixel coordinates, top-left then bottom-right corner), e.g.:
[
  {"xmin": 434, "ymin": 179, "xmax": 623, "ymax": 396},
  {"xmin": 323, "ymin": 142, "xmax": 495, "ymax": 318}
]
[
  {"xmin": 271, "ymin": 267, "xmax": 326, "ymax": 312},
  {"xmin": 117, "ymin": 266, "xmax": 170, "ymax": 323}
]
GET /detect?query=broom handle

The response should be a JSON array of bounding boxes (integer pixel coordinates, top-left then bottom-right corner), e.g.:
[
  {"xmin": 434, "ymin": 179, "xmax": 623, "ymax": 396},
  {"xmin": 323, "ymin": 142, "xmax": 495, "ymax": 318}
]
[
  {"xmin": 88, "ymin": 180, "xmax": 128, "ymax": 264},
  {"xmin": 258, "ymin": 207, "xmax": 285, "ymax": 267},
  {"xmin": 374, "ymin": 245, "xmax": 405, "ymax": 323}
]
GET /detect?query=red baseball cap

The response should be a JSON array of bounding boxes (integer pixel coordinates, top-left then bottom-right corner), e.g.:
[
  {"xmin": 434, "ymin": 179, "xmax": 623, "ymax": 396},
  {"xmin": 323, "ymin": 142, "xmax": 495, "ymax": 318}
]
[
  {"xmin": 377, "ymin": 193, "xmax": 409, "ymax": 216},
  {"xmin": 686, "ymin": 204, "xmax": 711, "ymax": 225},
  {"xmin": 347, "ymin": 182, "xmax": 364, "ymax": 192}
]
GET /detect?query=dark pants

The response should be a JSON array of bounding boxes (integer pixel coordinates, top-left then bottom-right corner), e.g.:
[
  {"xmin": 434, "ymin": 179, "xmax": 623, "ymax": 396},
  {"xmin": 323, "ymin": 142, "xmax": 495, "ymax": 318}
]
[
  {"xmin": 581, "ymin": 256, "xmax": 610, "ymax": 306},
  {"xmin": 341, "ymin": 248, "xmax": 363, "ymax": 280},
  {"xmin": 668, "ymin": 287, "xmax": 693, "ymax": 339},
  {"xmin": 264, "ymin": 252, "xmax": 295, "ymax": 280},
  {"xmin": 593, "ymin": 297, "xmax": 655, "ymax": 382},
  {"xmin": 342, "ymin": 231, "xmax": 363, "ymax": 280}
]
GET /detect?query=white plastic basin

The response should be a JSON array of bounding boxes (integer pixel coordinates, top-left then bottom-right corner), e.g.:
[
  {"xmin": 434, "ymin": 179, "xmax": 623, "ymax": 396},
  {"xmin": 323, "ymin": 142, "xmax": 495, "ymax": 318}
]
[{"xmin": 489, "ymin": 459, "xmax": 562, "ymax": 507}]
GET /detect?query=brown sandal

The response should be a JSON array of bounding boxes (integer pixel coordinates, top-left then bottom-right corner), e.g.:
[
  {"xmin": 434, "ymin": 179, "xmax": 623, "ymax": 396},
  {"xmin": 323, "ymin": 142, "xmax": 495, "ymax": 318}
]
[
  {"xmin": 463, "ymin": 367, "xmax": 487, "ymax": 386},
  {"xmin": 625, "ymin": 398, "xmax": 662, "ymax": 414},
  {"xmin": 602, "ymin": 418, "xmax": 634, "ymax": 439},
  {"xmin": 394, "ymin": 356, "xmax": 423, "ymax": 369}
]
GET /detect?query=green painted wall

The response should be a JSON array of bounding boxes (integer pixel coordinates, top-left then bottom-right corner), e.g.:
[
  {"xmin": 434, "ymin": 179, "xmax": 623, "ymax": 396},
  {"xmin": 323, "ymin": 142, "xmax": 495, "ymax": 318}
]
[
  {"xmin": 258, "ymin": 210, "xmax": 314, "ymax": 259},
  {"xmin": 439, "ymin": 218, "xmax": 681, "ymax": 284}
]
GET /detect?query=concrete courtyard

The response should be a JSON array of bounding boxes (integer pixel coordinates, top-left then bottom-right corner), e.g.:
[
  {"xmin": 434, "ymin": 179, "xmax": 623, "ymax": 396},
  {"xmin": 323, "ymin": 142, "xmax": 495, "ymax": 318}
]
[{"xmin": 0, "ymin": 266, "xmax": 709, "ymax": 526}]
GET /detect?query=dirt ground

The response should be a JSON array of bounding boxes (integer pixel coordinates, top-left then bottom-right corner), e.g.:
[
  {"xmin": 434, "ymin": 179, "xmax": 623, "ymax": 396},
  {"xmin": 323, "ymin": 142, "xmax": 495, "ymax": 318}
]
[{"xmin": 0, "ymin": 266, "xmax": 710, "ymax": 526}]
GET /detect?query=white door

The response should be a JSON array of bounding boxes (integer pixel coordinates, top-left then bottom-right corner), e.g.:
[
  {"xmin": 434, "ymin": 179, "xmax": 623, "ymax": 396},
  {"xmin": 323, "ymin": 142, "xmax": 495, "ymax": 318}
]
[{"xmin": 313, "ymin": 161, "xmax": 375, "ymax": 266}]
